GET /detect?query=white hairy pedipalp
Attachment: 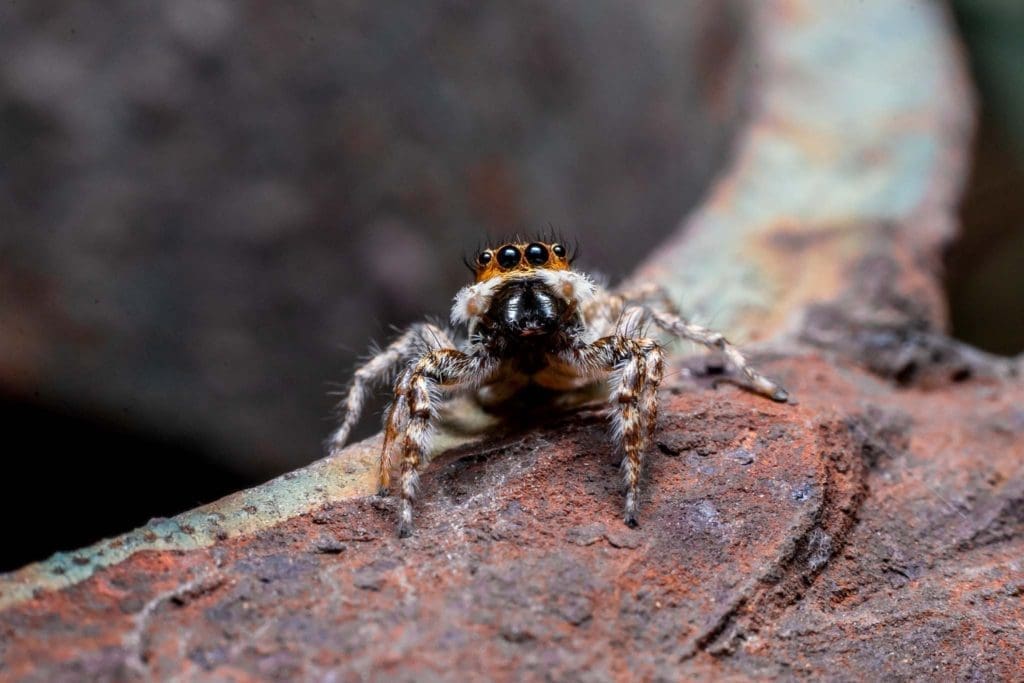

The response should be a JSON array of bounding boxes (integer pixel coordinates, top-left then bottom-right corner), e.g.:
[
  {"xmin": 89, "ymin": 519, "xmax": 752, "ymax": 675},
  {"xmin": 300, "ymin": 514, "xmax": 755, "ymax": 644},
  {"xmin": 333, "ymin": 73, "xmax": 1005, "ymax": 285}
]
[
  {"xmin": 535, "ymin": 269, "xmax": 597, "ymax": 308},
  {"xmin": 450, "ymin": 277, "xmax": 504, "ymax": 327}
]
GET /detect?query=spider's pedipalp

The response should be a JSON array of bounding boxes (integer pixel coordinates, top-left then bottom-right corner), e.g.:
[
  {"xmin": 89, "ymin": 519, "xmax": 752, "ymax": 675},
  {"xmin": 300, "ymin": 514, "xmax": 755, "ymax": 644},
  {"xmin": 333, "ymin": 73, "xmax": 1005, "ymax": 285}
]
[
  {"xmin": 535, "ymin": 268, "xmax": 597, "ymax": 308},
  {"xmin": 450, "ymin": 278, "xmax": 504, "ymax": 327}
]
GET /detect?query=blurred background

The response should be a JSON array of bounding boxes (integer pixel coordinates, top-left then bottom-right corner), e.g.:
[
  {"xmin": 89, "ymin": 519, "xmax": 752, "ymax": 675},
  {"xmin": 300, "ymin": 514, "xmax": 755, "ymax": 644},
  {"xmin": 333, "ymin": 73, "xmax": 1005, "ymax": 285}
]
[{"xmin": 0, "ymin": 0, "xmax": 1020, "ymax": 571}]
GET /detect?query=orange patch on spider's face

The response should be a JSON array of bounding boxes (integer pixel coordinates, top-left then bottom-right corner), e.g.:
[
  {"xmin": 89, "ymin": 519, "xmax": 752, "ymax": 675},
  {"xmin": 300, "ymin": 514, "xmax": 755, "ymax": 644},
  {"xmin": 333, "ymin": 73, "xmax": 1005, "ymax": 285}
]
[
  {"xmin": 473, "ymin": 242, "xmax": 570, "ymax": 282},
  {"xmin": 464, "ymin": 296, "xmax": 483, "ymax": 317}
]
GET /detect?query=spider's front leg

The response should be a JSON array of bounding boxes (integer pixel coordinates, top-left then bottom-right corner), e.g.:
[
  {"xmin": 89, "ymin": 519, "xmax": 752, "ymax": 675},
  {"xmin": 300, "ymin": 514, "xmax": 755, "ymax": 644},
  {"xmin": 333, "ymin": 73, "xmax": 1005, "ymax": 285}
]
[
  {"xmin": 383, "ymin": 348, "xmax": 493, "ymax": 537},
  {"xmin": 566, "ymin": 332, "xmax": 665, "ymax": 527}
]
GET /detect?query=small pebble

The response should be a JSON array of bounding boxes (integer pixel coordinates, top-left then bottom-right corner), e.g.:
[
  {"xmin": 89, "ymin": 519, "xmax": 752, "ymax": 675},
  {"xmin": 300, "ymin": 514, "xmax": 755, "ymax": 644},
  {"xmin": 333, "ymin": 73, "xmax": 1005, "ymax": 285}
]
[
  {"xmin": 605, "ymin": 528, "xmax": 642, "ymax": 549},
  {"xmin": 313, "ymin": 534, "xmax": 346, "ymax": 555}
]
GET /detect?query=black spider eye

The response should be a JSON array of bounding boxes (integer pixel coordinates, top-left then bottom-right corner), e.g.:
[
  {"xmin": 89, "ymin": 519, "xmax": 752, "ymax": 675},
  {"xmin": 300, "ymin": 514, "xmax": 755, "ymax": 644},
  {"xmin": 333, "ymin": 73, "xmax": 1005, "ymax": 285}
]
[
  {"xmin": 477, "ymin": 250, "xmax": 492, "ymax": 266},
  {"xmin": 525, "ymin": 243, "xmax": 548, "ymax": 266},
  {"xmin": 497, "ymin": 245, "xmax": 521, "ymax": 269},
  {"xmin": 552, "ymin": 243, "xmax": 567, "ymax": 258}
]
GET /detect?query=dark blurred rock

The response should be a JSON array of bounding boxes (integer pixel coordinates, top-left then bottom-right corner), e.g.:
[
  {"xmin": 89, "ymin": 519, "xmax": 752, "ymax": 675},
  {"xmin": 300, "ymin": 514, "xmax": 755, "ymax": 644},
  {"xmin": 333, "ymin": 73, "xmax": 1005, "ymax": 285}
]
[{"xmin": 0, "ymin": 0, "xmax": 740, "ymax": 478}]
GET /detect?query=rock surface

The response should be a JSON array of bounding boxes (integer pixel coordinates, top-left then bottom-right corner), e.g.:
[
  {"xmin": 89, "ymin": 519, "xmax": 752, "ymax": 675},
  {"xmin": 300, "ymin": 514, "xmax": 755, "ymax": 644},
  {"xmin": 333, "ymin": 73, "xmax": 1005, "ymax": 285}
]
[{"xmin": 1, "ymin": 355, "xmax": 1021, "ymax": 680}]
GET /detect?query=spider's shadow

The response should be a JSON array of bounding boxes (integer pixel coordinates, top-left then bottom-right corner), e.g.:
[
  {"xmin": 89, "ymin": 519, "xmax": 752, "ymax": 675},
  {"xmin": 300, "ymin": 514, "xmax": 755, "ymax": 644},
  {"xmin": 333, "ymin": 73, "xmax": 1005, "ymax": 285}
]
[
  {"xmin": 420, "ymin": 387, "xmax": 613, "ymax": 503},
  {"xmin": 382, "ymin": 358, "xmax": 787, "ymax": 528}
]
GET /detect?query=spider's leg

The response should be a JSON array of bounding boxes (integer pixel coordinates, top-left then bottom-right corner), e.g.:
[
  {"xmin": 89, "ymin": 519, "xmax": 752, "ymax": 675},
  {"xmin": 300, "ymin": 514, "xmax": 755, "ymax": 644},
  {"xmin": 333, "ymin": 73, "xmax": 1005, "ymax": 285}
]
[
  {"xmin": 580, "ymin": 286, "xmax": 628, "ymax": 338},
  {"xmin": 378, "ymin": 369, "xmax": 412, "ymax": 495},
  {"xmin": 563, "ymin": 334, "xmax": 664, "ymax": 527},
  {"xmin": 395, "ymin": 348, "xmax": 494, "ymax": 537},
  {"xmin": 329, "ymin": 323, "xmax": 456, "ymax": 455},
  {"xmin": 614, "ymin": 282, "xmax": 675, "ymax": 310},
  {"xmin": 644, "ymin": 306, "xmax": 789, "ymax": 402},
  {"xmin": 584, "ymin": 283, "xmax": 674, "ymax": 338}
]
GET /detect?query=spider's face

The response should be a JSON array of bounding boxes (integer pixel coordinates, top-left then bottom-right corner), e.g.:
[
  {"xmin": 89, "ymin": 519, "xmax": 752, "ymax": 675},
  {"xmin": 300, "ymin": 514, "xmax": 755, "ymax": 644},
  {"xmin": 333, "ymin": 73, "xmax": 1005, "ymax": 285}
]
[{"xmin": 450, "ymin": 240, "xmax": 595, "ymax": 338}]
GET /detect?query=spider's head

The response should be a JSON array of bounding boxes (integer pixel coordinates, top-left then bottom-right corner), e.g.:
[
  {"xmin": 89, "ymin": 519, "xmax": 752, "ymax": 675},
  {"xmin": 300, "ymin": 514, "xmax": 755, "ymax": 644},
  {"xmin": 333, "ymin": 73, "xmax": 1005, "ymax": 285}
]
[{"xmin": 451, "ymin": 240, "xmax": 595, "ymax": 339}]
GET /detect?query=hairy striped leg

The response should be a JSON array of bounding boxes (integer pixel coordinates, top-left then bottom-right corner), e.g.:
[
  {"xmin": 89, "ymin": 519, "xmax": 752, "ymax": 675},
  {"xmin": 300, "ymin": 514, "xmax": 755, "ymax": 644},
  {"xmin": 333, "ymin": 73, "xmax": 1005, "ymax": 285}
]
[
  {"xmin": 614, "ymin": 282, "xmax": 675, "ymax": 310},
  {"xmin": 378, "ymin": 368, "xmax": 412, "ymax": 495},
  {"xmin": 565, "ymin": 335, "xmax": 665, "ymax": 526},
  {"xmin": 329, "ymin": 323, "xmax": 457, "ymax": 456},
  {"xmin": 607, "ymin": 285, "xmax": 787, "ymax": 400},
  {"xmin": 583, "ymin": 283, "xmax": 674, "ymax": 338},
  {"xmin": 643, "ymin": 305, "xmax": 789, "ymax": 402},
  {"xmin": 387, "ymin": 348, "xmax": 493, "ymax": 537}
]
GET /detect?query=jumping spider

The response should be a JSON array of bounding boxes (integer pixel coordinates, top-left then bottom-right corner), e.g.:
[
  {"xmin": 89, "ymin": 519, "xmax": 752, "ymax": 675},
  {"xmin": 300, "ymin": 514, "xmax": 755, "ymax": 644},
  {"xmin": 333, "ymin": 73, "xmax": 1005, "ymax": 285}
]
[{"xmin": 329, "ymin": 238, "xmax": 788, "ymax": 537}]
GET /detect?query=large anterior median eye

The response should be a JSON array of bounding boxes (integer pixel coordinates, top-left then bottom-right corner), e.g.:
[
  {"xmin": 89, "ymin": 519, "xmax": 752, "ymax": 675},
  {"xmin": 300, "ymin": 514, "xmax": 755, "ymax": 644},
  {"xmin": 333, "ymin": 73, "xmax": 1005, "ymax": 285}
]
[
  {"xmin": 497, "ymin": 245, "xmax": 521, "ymax": 268},
  {"xmin": 525, "ymin": 243, "xmax": 548, "ymax": 266}
]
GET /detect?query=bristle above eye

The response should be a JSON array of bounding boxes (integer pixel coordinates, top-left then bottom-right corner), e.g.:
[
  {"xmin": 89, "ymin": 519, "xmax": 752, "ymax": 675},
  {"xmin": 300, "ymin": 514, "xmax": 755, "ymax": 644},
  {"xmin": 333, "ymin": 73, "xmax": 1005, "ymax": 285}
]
[{"xmin": 568, "ymin": 238, "xmax": 580, "ymax": 264}]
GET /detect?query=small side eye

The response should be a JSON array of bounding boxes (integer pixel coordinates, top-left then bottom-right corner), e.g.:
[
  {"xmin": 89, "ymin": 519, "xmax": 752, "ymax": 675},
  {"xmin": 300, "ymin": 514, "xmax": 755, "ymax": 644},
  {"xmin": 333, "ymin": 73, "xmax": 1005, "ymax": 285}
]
[
  {"xmin": 525, "ymin": 243, "xmax": 548, "ymax": 266},
  {"xmin": 477, "ymin": 251, "xmax": 493, "ymax": 266},
  {"xmin": 552, "ymin": 244, "xmax": 567, "ymax": 258},
  {"xmin": 497, "ymin": 245, "xmax": 521, "ymax": 269}
]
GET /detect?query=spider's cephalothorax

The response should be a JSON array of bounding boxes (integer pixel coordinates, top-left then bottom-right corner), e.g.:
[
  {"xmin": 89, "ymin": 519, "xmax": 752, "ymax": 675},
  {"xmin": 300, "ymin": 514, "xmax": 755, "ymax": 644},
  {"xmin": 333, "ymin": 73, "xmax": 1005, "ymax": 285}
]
[{"xmin": 330, "ymin": 239, "xmax": 788, "ymax": 537}]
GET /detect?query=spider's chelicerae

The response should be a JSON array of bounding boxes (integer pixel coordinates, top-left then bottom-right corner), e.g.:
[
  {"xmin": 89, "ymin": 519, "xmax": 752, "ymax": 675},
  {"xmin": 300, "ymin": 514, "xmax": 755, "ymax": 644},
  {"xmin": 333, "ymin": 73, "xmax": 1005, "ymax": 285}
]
[{"xmin": 329, "ymin": 238, "xmax": 788, "ymax": 537}]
